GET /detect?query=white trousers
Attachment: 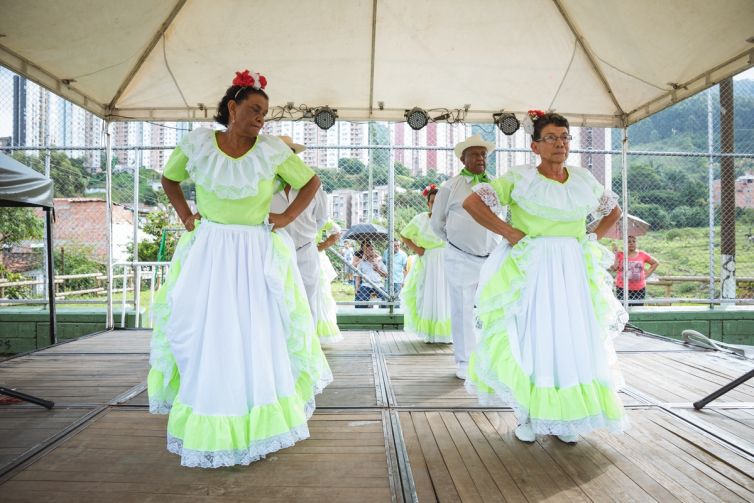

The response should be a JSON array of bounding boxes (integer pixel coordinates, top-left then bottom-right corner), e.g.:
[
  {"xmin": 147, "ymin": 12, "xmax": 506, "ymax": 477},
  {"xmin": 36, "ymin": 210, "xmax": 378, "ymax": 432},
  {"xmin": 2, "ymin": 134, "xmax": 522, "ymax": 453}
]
[{"xmin": 444, "ymin": 245, "xmax": 486, "ymax": 369}]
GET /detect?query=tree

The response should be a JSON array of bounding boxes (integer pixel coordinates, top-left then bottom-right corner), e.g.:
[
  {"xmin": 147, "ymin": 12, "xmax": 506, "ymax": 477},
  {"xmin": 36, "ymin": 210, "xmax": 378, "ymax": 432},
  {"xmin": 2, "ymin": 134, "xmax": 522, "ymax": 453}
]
[
  {"xmin": 411, "ymin": 170, "xmax": 448, "ymax": 190},
  {"xmin": 0, "ymin": 207, "xmax": 44, "ymax": 247},
  {"xmin": 12, "ymin": 151, "xmax": 90, "ymax": 197},
  {"xmin": 631, "ymin": 203, "xmax": 671, "ymax": 230},
  {"xmin": 669, "ymin": 206, "xmax": 708, "ymax": 228},
  {"xmin": 368, "ymin": 123, "xmax": 389, "ymax": 167},
  {"xmin": 338, "ymin": 157, "xmax": 365, "ymax": 175},
  {"xmin": 54, "ymin": 245, "xmax": 105, "ymax": 291},
  {"xmin": 128, "ymin": 210, "xmax": 180, "ymax": 262},
  {"xmin": 314, "ymin": 167, "xmax": 358, "ymax": 192},
  {"xmin": 394, "ymin": 162, "xmax": 410, "ymax": 177}
]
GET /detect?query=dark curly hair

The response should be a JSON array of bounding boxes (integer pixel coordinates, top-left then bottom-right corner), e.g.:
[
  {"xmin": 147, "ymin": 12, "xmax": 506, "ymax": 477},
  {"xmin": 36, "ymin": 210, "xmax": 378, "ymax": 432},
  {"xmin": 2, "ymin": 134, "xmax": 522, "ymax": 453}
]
[
  {"xmin": 532, "ymin": 112, "xmax": 569, "ymax": 141},
  {"xmin": 213, "ymin": 86, "xmax": 269, "ymax": 126}
]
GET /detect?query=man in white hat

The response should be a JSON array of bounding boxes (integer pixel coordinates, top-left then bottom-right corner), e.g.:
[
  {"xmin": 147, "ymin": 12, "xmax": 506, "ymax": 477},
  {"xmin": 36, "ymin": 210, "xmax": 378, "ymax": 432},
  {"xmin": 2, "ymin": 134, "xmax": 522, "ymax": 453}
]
[
  {"xmin": 431, "ymin": 134, "xmax": 500, "ymax": 379},
  {"xmin": 270, "ymin": 136, "xmax": 328, "ymax": 308}
]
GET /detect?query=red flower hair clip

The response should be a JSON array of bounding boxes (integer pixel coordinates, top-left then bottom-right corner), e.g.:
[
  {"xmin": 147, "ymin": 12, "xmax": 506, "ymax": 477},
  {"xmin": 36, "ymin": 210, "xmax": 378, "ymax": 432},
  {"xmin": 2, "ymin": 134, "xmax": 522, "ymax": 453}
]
[
  {"xmin": 522, "ymin": 109, "xmax": 546, "ymax": 135},
  {"xmin": 232, "ymin": 69, "xmax": 267, "ymax": 91},
  {"xmin": 527, "ymin": 109, "xmax": 545, "ymax": 119},
  {"xmin": 422, "ymin": 183, "xmax": 437, "ymax": 197}
]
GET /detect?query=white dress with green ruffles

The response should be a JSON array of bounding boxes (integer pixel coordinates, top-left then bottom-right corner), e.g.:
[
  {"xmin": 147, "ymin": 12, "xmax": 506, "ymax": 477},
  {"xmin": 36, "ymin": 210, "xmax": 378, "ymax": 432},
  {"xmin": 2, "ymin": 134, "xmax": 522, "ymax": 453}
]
[
  {"xmin": 147, "ymin": 128, "xmax": 332, "ymax": 468},
  {"xmin": 467, "ymin": 165, "xmax": 628, "ymax": 436},
  {"xmin": 400, "ymin": 212, "xmax": 452, "ymax": 343}
]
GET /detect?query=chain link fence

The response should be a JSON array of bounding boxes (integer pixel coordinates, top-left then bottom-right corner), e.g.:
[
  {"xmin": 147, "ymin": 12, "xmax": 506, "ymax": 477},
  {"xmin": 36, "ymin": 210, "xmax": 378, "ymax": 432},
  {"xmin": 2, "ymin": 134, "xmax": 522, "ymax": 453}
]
[{"xmin": 1, "ymin": 65, "xmax": 753, "ymax": 343}]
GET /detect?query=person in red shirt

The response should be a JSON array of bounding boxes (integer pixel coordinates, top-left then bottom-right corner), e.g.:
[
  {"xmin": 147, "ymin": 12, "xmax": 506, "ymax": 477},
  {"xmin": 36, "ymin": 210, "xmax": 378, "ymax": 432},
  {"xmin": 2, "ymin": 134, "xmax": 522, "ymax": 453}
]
[{"xmin": 613, "ymin": 236, "xmax": 659, "ymax": 306}]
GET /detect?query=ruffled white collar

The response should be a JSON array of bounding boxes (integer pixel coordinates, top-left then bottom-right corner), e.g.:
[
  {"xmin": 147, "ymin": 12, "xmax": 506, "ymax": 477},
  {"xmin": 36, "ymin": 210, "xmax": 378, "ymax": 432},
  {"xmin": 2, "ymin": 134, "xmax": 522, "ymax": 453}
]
[
  {"xmin": 178, "ymin": 128, "xmax": 292, "ymax": 200},
  {"xmin": 508, "ymin": 165, "xmax": 603, "ymax": 221}
]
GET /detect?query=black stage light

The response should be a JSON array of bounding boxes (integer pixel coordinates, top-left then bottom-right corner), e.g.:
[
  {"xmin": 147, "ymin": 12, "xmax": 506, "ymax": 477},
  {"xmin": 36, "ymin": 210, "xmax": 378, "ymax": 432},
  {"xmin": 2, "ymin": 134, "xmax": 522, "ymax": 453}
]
[
  {"xmin": 493, "ymin": 112, "xmax": 520, "ymax": 135},
  {"xmin": 314, "ymin": 107, "xmax": 338, "ymax": 130},
  {"xmin": 405, "ymin": 107, "xmax": 429, "ymax": 130}
]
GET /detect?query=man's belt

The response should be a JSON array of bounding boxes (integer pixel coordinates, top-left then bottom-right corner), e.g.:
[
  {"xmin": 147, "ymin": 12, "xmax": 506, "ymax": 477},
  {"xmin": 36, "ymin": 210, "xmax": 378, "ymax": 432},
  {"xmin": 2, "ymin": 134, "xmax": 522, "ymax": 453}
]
[{"xmin": 447, "ymin": 239, "xmax": 490, "ymax": 259}]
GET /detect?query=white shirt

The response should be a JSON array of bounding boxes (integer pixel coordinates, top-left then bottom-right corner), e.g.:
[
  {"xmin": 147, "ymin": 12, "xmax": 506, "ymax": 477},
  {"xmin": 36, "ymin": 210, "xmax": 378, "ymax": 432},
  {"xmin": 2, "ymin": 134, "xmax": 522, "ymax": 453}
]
[
  {"xmin": 358, "ymin": 258, "xmax": 386, "ymax": 284},
  {"xmin": 430, "ymin": 174, "xmax": 500, "ymax": 257},
  {"xmin": 270, "ymin": 185, "xmax": 328, "ymax": 249}
]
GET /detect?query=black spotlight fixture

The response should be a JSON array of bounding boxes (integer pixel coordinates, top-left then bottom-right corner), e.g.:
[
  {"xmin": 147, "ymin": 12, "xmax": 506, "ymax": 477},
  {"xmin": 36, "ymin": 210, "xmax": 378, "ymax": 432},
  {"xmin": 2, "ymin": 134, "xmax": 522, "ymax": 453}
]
[
  {"xmin": 405, "ymin": 107, "xmax": 429, "ymax": 130},
  {"xmin": 493, "ymin": 112, "xmax": 520, "ymax": 135},
  {"xmin": 313, "ymin": 106, "xmax": 338, "ymax": 130}
]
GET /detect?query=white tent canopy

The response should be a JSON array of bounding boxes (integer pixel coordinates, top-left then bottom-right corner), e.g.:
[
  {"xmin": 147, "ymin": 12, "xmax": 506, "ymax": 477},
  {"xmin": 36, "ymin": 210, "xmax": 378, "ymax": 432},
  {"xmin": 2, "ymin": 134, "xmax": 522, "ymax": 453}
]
[
  {"xmin": 0, "ymin": 152, "xmax": 54, "ymax": 208},
  {"xmin": 1, "ymin": 0, "xmax": 753, "ymax": 126}
]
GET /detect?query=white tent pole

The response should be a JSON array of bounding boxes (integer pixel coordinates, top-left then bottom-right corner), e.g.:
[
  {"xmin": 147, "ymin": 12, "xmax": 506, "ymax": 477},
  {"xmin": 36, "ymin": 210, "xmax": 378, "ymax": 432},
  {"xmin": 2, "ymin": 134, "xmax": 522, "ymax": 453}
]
[
  {"xmin": 621, "ymin": 121, "xmax": 629, "ymax": 311},
  {"xmin": 105, "ymin": 121, "xmax": 114, "ymax": 329},
  {"xmin": 367, "ymin": 0, "xmax": 377, "ymax": 116},
  {"xmin": 133, "ymin": 148, "xmax": 141, "ymax": 328},
  {"xmin": 387, "ymin": 125, "xmax": 395, "ymax": 312}
]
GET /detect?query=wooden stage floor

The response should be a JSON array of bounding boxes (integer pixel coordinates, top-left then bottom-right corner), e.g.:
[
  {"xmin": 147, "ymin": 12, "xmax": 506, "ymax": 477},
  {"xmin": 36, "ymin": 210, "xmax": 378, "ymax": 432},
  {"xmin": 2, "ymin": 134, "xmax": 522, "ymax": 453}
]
[{"xmin": 0, "ymin": 329, "xmax": 752, "ymax": 502}]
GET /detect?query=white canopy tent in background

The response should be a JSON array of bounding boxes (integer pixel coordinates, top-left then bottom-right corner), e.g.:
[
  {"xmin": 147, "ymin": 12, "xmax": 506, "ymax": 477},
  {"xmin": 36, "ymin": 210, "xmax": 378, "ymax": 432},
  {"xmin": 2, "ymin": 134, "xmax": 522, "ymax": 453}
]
[
  {"xmin": 1, "ymin": 0, "xmax": 753, "ymax": 325},
  {"xmin": 0, "ymin": 0, "xmax": 752, "ymax": 126},
  {"xmin": 0, "ymin": 153, "xmax": 54, "ymax": 208},
  {"xmin": 0, "ymin": 153, "xmax": 57, "ymax": 350}
]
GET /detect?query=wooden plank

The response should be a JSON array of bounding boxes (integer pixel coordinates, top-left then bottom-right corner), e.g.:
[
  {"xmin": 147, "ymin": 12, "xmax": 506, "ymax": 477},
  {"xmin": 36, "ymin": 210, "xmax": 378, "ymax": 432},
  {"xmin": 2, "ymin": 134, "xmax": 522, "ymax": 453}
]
[
  {"xmin": 397, "ymin": 411, "xmax": 437, "ymax": 502},
  {"xmin": 438, "ymin": 411, "xmax": 504, "ymax": 501},
  {"xmin": 409, "ymin": 411, "xmax": 462, "ymax": 502},
  {"xmin": 576, "ymin": 432, "xmax": 682, "ymax": 502},
  {"xmin": 379, "ymin": 331, "xmax": 453, "ymax": 355},
  {"xmin": 316, "ymin": 355, "xmax": 378, "ymax": 408},
  {"xmin": 621, "ymin": 352, "xmax": 754, "ymax": 404},
  {"xmin": 493, "ymin": 413, "xmax": 594, "ymax": 503},
  {"xmin": 618, "ymin": 412, "xmax": 740, "ymax": 502},
  {"xmin": 452, "ymin": 412, "xmax": 527, "ymax": 502},
  {"xmin": 2, "ymin": 409, "xmax": 393, "ymax": 501},
  {"xmin": 320, "ymin": 330, "xmax": 374, "ymax": 354},
  {"xmin": 39, "ymin": 330, "xmax": 151, "ymax": 354},
  {"xmin": 645, "ymin": 412, "xmax": 754, "ymax": 500},
  {"xmin": 530, "ymin": 420, "xmax": 651, "ymax": 502},
  {"xmin": 472, "ymin": 411, "xmax": 582, "ymax": 502},
  {"xmin": 384, "ymin": 355, "xmax": 481, "ymax": 408},
  {"xmin": 590, "ymin": 424, "xmax": 702, "ymax": 502}
]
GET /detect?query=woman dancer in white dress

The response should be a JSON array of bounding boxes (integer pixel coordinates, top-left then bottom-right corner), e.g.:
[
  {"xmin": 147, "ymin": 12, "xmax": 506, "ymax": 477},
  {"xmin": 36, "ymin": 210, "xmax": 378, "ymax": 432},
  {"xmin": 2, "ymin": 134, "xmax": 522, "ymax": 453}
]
[
  {"xmin": 147, "ymin": 70, "xmax": 332, "ymax": 467},
  {"xmin": 400, "ymin": 184, "xmax": 452, "ymax": 343},
  {"xmin": 464, "ymin": 111, "xmax": 628, "ymax": 444}
]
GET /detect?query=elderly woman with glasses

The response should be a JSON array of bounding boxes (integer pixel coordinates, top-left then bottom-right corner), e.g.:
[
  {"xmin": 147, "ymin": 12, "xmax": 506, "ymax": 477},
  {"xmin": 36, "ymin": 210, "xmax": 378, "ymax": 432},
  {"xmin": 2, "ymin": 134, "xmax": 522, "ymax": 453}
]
[{"xmin": 461, "ymin": 111, "xmax": 628, "ymax": 445}]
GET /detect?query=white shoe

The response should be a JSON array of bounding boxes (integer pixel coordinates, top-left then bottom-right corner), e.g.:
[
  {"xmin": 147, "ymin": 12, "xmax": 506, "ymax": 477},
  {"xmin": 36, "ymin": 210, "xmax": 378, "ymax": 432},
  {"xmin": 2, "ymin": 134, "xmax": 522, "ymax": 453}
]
[
  {"xmin": 515, "ymin": 422, "xmax": 535, "ymax": 443},
  {"xmin": 455, "ymin": 368, "xmax": 467, "ymax": 379},
  {"xmin": 557, "ymin": 434, "xmax": 578, "ymax": 444}
]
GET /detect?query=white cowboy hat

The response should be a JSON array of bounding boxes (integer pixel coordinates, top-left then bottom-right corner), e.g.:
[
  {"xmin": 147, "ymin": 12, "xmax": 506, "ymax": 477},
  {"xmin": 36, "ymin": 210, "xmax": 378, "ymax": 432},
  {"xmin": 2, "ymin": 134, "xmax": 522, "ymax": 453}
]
[
  {"xmin": 278, "ymin": 135, "xmax": 306, "ymax": 154},
  {"xmin": 453, "ymin": 134, "xmax": 496, "ymax": 160}
]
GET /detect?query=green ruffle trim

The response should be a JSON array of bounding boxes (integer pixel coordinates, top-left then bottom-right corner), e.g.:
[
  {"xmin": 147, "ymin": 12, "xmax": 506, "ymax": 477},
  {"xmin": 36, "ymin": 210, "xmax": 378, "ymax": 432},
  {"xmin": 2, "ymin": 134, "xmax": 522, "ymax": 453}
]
[
  {"xmin": 316, "ymin": 320, "xmax": 343, "ymax": 343},
  {"xmin": 400, "ymin": 255, "xmax": 452, "ymax": 343},
  {"xmin": 148, "ymin": 228, "xmax": 196, "ymax": 413},
  {"xmin": 167, "ymin": 371, "xmax": 320, "ymax": 453},
  {"xmin": 467, "ymin": 237, "xmax": 628, "ymax": 435}
]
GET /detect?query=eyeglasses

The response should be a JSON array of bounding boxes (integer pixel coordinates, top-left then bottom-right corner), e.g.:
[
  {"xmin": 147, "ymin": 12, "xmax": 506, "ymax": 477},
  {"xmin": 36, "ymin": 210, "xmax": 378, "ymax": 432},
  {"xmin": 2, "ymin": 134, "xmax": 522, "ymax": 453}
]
[{"xmin": 535, "ymin": 134, "xmax": 573, "ymax": 144}]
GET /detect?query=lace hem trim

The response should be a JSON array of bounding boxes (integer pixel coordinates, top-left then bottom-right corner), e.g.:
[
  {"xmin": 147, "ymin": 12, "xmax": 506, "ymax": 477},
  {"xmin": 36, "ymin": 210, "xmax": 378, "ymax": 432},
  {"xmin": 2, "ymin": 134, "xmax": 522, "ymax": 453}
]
[
  {"xmin": 464, "ymin": 374, "xmax": 629, "ymax": 435},
  {"xmin": 167, "ymin": 424, "xmax": 310, "ymax": 468}
]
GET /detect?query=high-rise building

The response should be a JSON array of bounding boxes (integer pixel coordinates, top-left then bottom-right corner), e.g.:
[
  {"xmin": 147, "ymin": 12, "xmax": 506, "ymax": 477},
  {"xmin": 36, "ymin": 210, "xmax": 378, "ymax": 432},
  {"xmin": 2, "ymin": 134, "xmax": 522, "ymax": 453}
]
[{"xmin": 12, "ymin": 75, "xmax": 26, "ymax": 147}]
